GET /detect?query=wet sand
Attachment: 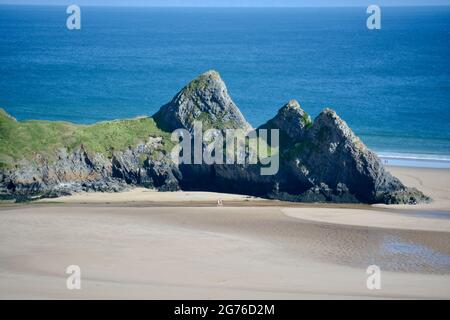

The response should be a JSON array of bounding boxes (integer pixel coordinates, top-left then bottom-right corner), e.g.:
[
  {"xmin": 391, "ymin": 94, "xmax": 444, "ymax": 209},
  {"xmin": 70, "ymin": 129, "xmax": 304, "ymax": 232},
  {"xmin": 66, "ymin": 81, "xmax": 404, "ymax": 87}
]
[{"xmin": 0, "ymin": 166, "xmax": 449, "ymax": 299}]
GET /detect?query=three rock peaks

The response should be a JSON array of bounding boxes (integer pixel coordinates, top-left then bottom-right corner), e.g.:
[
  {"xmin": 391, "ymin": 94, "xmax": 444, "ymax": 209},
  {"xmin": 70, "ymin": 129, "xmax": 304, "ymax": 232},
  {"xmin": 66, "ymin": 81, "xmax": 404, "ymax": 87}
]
[{"xmin": 0, "ymin": 70, "xmax": 429, "ymax": 204}]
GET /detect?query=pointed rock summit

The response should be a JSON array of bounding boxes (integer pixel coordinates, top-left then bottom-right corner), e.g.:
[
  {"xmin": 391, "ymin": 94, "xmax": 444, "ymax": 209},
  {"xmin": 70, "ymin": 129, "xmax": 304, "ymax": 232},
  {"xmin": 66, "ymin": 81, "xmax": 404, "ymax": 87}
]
[
  {"xmin": 154, "ymin": 70, "xmax": 251, "ymax": 132},
  {"xmin": 260, "ymin": 99, "xmax": 312, "ymax": 142}
]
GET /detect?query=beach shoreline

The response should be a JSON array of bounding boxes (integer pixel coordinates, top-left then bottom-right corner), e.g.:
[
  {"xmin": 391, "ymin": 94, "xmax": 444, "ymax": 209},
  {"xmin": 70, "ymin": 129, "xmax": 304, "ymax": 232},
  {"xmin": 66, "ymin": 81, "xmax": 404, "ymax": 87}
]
[{"xmin": 0, "ymin": 166, "xmax": 449, "ymax": 299}]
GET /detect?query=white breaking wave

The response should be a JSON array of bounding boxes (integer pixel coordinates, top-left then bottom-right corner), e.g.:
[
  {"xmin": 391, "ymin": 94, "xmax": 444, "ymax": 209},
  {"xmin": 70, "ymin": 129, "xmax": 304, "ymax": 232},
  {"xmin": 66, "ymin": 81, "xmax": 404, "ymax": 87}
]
[{"xmin": 376, "ymin": 152, "xmax": 450, "ymax": 169}]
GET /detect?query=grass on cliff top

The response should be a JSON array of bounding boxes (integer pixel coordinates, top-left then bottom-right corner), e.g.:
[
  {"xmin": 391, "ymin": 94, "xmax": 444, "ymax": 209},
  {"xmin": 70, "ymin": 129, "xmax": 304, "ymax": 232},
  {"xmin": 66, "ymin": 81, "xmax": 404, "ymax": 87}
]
[{"xmin": 0, "ymin": 109, "xmax": 173, "ymax": 168}]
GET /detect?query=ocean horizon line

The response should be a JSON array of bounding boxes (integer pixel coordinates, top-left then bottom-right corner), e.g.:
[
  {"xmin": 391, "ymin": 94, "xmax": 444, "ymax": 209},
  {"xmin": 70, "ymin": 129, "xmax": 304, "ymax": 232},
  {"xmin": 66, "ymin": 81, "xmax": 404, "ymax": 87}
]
[{"xmin": 2, "ymin": 4, "xmax": 450, "ymax": 8}]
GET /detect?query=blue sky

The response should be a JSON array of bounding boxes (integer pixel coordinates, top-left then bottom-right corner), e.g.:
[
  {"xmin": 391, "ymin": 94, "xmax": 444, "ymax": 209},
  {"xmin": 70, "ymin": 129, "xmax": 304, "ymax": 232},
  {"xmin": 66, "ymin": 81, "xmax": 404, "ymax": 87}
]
[{"xmin": 1, "ymin": 0, "xmax": 450, "ymax": 6}]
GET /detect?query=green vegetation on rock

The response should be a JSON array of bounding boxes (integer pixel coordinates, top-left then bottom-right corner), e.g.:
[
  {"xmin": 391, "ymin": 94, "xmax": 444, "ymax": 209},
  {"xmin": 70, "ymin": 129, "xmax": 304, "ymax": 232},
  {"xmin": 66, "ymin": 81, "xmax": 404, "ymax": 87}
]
[
  {"xmin": 181, "ymin": 70, "xmax": 220, "ymax": 95},
  {"xmin": 0, "ymin": 109, "xmax": 173, "ymax": 168},
  {"xmin": 301, "ymin": 112, "xmax": 313, "ymax": 129}
]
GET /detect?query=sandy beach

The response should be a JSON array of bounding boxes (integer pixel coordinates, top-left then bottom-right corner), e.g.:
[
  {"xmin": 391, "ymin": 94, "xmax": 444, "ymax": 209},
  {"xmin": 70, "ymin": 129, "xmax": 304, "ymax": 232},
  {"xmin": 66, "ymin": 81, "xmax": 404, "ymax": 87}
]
[{"xmin": 0, "ymin": 166, "xmax": 449, "ymax": 299}]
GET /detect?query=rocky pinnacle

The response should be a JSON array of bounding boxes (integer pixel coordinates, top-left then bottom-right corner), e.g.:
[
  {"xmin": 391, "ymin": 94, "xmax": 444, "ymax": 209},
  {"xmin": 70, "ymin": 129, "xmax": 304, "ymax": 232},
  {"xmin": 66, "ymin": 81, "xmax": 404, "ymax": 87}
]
[{"xmin": 154, "ymin": 70, "xmax": 251, "ymax": 132}]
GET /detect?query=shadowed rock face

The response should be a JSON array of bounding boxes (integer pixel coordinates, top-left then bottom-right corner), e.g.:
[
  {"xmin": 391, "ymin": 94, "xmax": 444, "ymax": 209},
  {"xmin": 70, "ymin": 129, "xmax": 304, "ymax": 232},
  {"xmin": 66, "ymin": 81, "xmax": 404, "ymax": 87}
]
[
  {"xmin": 252, "ymin": 103, "xmax": 427, "ymax": 204},
  {"xmin": 153, "ymin": 70, "xmax": 251, "ymax": 132},
  {"xmin": 286, "ymin": 108, "xmax": 412, "ymax": 203},
  {"xmin": 0, "ymin": 70, "xmax": 429, "ymax": 204}
]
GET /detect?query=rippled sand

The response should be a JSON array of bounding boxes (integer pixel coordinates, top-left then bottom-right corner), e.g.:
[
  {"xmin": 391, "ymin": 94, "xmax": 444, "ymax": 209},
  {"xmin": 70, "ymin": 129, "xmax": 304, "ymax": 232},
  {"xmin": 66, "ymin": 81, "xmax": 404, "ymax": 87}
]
[{"xmin": 0, "ymin": 205, "xmax": 449, "ymax": 299}]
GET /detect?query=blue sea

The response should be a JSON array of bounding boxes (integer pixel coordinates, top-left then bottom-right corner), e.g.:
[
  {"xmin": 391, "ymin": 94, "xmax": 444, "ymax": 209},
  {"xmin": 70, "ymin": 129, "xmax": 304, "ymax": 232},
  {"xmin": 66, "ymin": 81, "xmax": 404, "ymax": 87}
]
[{"xmin": 0, "ymin": 5, "xmax": 449, "ymax": 167}]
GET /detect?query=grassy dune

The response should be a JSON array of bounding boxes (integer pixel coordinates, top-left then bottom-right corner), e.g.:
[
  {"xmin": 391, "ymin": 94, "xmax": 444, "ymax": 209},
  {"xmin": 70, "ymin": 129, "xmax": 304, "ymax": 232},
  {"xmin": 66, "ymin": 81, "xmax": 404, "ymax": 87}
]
[{"xmin": 0, "ymin": 109, "xmax": 173, "ymax": 168}]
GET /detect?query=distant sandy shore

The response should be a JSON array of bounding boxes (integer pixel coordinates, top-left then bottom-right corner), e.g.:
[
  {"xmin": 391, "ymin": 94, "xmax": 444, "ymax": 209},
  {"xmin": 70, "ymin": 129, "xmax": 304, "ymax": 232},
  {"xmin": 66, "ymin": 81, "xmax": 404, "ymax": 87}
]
[{"xmin": 0, "ymin": 166, "xmax": 449, "ymax": 299}]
